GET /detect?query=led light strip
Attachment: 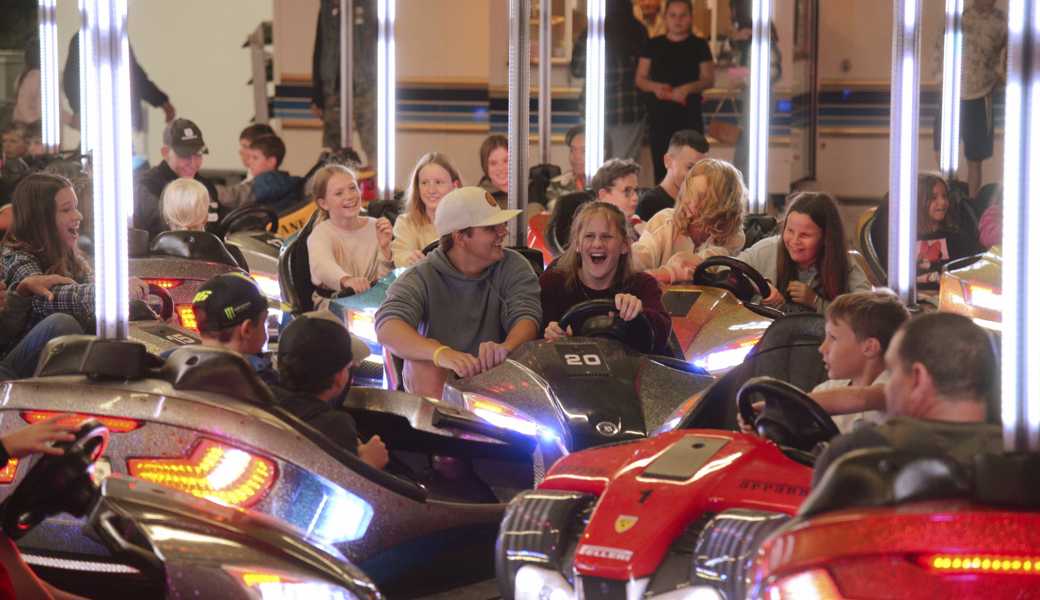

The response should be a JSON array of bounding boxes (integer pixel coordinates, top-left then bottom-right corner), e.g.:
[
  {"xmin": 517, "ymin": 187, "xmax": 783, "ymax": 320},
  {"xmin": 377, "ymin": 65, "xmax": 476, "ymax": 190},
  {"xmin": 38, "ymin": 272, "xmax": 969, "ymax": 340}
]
[
  {"xmin": 887, "ymin": 0, "xmax": 923, "ymax": 305},
  {"xmin": 1001, "ymin": 0, "xmax": 1040, "ymax": 451},
  {"xmin": 376, "ymin": 0, "xmax": 396, "ymax": 199},
  {"xmin": 23, "ymin": 553, "xmax": 139, "ymax": 574},
  {"xmin": 747, "ymin": 0, "xmax": 772, "ymax": 214},
  {"xmin": 84, "ymin": 0, "xmax": 134, "ymax": 339},
  {"xmin": 339, "ymin": 0, "xmax": 354, "ymax": 149},
  {"xmin": 37, "ymin": 0, "xmax": 60, "ymax": 152},
  {"xmin": 584, "ymin": 0, "xmax": 605, "ymax": 177},
  {"xmin": 78, "ymin": 0, "xmax": 94, "ymax": 153},
  {"xmin": 939, "ymin": 0, "xmax": 964, "ymax": 178},
  {"xmin": 507, "ymin": 0, "xmax": 532, "ymax": 245}
]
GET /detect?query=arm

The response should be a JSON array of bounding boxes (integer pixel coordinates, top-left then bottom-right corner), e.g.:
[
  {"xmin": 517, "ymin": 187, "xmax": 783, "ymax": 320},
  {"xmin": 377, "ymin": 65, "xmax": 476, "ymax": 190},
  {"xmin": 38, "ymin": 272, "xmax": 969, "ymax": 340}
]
[
  {"xmin": 676, "ymin": 59, "xmax": 716, "ymax": 96},
  {"xmin": 306, "ymin": 224, "xmax": 350, "ymax": 290},
  {"xmin": 389, "ymin": 215, "xmax": 422, "ymax": 268},
  {"xmin": 129, "ymin": 48, "xmax": 170, "ymax": 109},
  {"xmin": 810, "ymin": 382, "xmax": 886, "ymax": 416},
  {"xmin": 630, "ymin": 212, "xmax": 671, "ymax": 274},
  {"xmin": 635, "ymin": 57, "xmax": 664, "ymax": 94},
  {"xmin": 632, "ymin": 275, "xmax": 672, "ymax": 354}
]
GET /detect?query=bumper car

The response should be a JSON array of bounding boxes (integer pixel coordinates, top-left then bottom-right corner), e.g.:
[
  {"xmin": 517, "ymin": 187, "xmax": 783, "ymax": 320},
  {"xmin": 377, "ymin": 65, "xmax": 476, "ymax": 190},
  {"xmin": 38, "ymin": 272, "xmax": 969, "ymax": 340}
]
[
  {"xmin": 1, "ymin": 420, "xmax": 381, "ymax": 599},
  {"xmin": 939, "ymin": 247, "xmax": 1002, "ymax": 332},
  {"xmin": 494, "ymin": 376, "xmax": 835, "ymax": 600},
  {"xmin": 0, "ymin": 336, "xmax": 540, "ymax": 596}
]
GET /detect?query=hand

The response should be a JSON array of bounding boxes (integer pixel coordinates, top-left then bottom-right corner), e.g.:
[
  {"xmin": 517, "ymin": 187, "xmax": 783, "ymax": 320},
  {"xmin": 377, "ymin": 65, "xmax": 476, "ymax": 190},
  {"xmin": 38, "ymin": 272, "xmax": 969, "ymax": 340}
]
[
  {"xmin": 161, "ymin": 101, "xmax": 176, "ymax": 123},
  {"xmin": 787, "ymin": 281, "xmax": 818, "ymax": 307},
  {"xmin": 435, "ymin": 347, "xmax": 482, "ymax": 378},
  {"xmin": 339, "ymin": 276, "xmax": 371, "ymax": 293},
  {"xmin": 375, "ymin": 217, "xmax": 393, "ymax": 250},
  {"xmin": 16, "ymin": 274, "xmax": 76, "ymax": 301},
  {"xmin": 407, "ymin": 250, "xmax": 425, "ymax": 266},
  {"xmin": 1, "ymin": 415, "xmax": 79, "ymax": 459},
  {"xmin": 736, "ymin": 400, "xmax": 765, "ymax": 434},
  {"xmin": 762, "ymin": 283, "xmax": 785, "ymax": 306},
  {"xmin": 669, "ymin": 86, "xmax": 688, "ymax": 104},
  {"xmin": 358, "ymin": 435, "xmax": 389, "ymax": 470},
  {"xmin": 310, "ymin": 102, "xmax": 323, "ymax": 118},
  {"xmin": 654, "ymin": 83, "xmax": 673, "ymax": 101},
  {"xmin": 614, "ymin": 293, "xmax": 643, "ymax": 321},
  {"xmin": 128, "ymin": 277, "xmax": 149, "ymax": 301},
  {"xmin": 544, "ymin": 321, "xmax": 573, "ymax": 341},
  {"xmin": 477, "ymin": 341, "xmax": 510, "ymax": 372}
]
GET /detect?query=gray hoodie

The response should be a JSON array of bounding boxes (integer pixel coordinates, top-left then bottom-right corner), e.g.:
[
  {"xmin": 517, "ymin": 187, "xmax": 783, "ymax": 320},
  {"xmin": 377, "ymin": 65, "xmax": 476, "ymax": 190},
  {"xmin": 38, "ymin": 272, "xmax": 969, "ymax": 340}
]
[{"xmin": 375, "ymin": 248, "xmax": 542, "ymax": 356}]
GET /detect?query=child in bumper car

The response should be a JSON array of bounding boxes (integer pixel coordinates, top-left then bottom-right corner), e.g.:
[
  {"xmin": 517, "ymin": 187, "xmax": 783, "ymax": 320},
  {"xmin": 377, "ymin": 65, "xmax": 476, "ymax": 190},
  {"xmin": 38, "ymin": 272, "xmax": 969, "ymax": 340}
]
[
  {"xmin": 391, "ymin": 153, "xmax": 461, "ymax": 268},
  {"xmin": 632, "ymin": 157, "xmax": 746, "ymax": 283},
  {"xmin": 161, "ymin": 178, "xmax": 210, "ymax": 232},
  {"xmin": 914, "ymin": 173, "xmax": 979, "ymax": 288},
  {"xmin": 541, "ymin": 202, "xmax": 671, "ymax": 354},
  {"xmin": 307, "ymin": 164, "xmax": 393, "ymax": 306},
  {"xmin": 738, "ymin": 191, "xmax": 869, "ymax": 313}
]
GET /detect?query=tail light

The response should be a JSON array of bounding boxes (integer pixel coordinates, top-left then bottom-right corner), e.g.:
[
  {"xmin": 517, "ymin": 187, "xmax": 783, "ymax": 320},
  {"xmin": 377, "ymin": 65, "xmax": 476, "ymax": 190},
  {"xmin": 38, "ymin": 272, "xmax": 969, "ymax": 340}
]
[
  {"xmin": 463, "ymin": 393, "xmax": 539, "ymax": 437},
  {"xmin": 176, "ymin": 304, "xmax": 199, "ymax": 331},
  {"xmin": 920, "ymin": 554, "xmax": 1040, "ymax": 575},
  {"xmin": 346, "ymin": 309, "xmax": 377, "ymax": 344},
  {"xmin": 128, "ymin": 438, "xmax": 276, "ymax": 508},
  {"xmin": 226, "ymin": 567, "xmax": 360, "ymax": 599},
  {"xmin": 0, "ymin": 459, "xmax": 19, "ymax": 484},
  {"xmin": 143, "ymin": 278, "xmax": 183, "ymax": 290},
  {"xmin": 692, "ymin": 337, "xmax": 759, "ymax": 374},
  {"xmin": 765, "ymin": 569, "xmax": 845, "ymax": 600},
  {"xmin": 21, "ymin": 410, "xmax": 142, "ymax": 433}
]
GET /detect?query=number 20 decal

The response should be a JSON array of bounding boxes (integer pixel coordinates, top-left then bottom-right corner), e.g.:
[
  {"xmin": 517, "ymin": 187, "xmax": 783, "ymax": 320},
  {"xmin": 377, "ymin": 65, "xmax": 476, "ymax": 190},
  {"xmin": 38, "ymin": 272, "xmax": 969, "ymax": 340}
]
[{"xmin": 564, "ymin": 353, "xmax": 602, "ymax": 366}]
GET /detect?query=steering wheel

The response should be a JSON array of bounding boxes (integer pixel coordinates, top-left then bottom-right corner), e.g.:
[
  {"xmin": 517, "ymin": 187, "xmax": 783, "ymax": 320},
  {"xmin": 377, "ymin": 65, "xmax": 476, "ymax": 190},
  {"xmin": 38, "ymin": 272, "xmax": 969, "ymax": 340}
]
[
  {"xmin": 218, "ymin": 205, "xmax": 280, "ymax": 236},
  {"xmin": 692, "ymin": 256, "xmax": 772, "ymax": 303},
  {"xmin": 559, "ymin": 299, "xmax": 656, "ymax": 354},
  {"xmin": 737, "ymin": 376, "xmax": 840, "ymax": 453},
  {"xmin": 146, "ymin": 283, "xmax": 175, "ymax": 321},
  {"xmin": 422, "ymin": 240, "xmax": 440, "ymax": 256},
  {"xmin": 1, "ymin": 420, "xmax": 109, "ymax": 539}
]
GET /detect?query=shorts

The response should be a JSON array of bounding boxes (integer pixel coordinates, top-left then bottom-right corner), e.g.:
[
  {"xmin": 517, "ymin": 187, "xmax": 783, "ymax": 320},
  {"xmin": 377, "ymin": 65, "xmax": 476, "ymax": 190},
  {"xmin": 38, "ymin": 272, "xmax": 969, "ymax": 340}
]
[{"xmin": 932, "ymin": 94, "xmax": 994, "ymax": 162}]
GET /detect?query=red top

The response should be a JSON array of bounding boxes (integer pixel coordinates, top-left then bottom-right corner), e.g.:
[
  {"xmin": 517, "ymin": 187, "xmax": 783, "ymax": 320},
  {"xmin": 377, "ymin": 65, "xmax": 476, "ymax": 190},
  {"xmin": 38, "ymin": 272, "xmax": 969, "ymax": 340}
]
[{"xmin": 539, "ymin": 268, "xmax": 672, "ymax": 355}]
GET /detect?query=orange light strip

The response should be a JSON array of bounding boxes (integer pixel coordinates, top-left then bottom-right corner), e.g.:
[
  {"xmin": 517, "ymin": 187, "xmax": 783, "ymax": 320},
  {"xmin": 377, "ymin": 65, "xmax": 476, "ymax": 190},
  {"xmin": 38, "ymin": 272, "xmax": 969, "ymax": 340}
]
[
  {"xmin": 176, "ymin": 304, "xmax": 198, "ymax": 331},
  {"xmin": 143, "ymin": 278, "xmax": 183, "ymax": 289},
  {"xmin": 20, "ymin": 410, "xmax": 141, "ymax": 433},
  {"xmin": 127, "ymin": 439, "xmax": 276, "ymax": 508},
  {"xmin": 0, "ymin": 459, "xmax": 19, "ymax": 484},
  {"xmin": 922, "ymin": 554, "xmax": 1040, "ymax": 575}
]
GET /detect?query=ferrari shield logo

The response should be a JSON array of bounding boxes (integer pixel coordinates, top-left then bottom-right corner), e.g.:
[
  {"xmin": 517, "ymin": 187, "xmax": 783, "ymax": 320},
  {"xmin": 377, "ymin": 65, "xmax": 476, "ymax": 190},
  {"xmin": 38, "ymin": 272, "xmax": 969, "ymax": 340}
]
[{"xmin": 614, "ymin": 515, "xmax": 638, "ymax": 533}]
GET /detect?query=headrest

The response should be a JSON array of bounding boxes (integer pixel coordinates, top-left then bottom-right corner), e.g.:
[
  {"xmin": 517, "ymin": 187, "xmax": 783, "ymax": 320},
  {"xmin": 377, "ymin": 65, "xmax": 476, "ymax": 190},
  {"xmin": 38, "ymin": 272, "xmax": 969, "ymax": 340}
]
[
  {"xmin": 162, "ymin": 345, "xmax": 276, "ymax": 406},
  {"xmin": 149, "ymin": 230, "xmax": 239, "ymax": 267},
  {"xmin": 35, "ymin": 335, "xmax": 159, "ymax": 380}
]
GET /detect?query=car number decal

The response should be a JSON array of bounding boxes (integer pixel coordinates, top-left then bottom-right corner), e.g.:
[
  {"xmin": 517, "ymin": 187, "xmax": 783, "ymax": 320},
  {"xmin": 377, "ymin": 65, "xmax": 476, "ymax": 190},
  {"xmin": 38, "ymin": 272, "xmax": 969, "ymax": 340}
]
[{"xmin": 555, "ymin": 344, "xmax": 610, "ymax": 376}]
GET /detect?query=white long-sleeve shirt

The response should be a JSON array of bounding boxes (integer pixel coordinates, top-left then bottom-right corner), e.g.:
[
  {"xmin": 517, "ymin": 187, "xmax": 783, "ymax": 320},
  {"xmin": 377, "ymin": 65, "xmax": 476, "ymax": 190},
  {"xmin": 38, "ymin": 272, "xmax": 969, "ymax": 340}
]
[
  {"xmin": 307, "ymin": 217, "xmax": 393, "ymax": 291},
  {"xmin": 389, "ymin": 212, "xmax": 439, "ymax": 268},
  {"xmin": 631, "ymin": 207, "xmax": 745, "ymax": 273}
]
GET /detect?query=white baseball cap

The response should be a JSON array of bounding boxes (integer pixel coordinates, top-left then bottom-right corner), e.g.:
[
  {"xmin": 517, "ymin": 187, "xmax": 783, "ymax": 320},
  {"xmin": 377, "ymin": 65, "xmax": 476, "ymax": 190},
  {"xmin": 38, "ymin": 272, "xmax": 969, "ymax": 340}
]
[{"xmin": 434, "ymin": 186, "xmax": 522, "ymax": 236}]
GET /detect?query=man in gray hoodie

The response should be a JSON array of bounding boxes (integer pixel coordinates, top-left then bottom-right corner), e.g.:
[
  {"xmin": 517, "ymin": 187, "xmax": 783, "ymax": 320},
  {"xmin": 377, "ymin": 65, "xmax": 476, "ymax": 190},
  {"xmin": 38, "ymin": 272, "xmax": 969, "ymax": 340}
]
[{"xmin": 376, "ymin": 187, "xmax": 542, "ymax": 398}]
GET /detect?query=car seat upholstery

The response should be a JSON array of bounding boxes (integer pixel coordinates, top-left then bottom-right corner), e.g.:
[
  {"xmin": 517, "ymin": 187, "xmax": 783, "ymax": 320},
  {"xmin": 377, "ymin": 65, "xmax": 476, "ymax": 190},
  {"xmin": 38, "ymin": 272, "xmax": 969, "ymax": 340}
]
[
  {"xmin": 679, "ymin": 313, "xmax": 828, "ymax": 431},
  {"xmin": 149, "ymin": 230, "xmax": 240, "ymax": 268},
  {"xmin": 163, "ymin": 345, "xmax": 276, "ymax": 406},
  {"xmin": 858, "ymin": 206, "xmax": 886, "ymax": 285},
  {"xmin": 278, "ymin": 211, "xmax": 322, "ymax": 314}
]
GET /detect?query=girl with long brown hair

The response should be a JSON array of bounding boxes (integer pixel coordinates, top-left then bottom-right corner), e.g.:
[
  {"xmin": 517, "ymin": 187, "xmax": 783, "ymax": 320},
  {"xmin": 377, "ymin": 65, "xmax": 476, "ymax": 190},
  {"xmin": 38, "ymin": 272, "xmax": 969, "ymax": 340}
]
[{"xmin": 390, "ymin": 153, "xmax": 462, "ymax": 267}]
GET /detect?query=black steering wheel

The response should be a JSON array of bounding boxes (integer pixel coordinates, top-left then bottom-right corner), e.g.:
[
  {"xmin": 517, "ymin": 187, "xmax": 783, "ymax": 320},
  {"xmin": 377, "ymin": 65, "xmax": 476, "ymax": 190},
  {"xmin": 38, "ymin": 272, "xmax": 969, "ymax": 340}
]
[
  {"xmin": 737, "ymin": 376, "xmax": 840, "ymax": 454},
  {"xmin": 218, "ymin": 205, "xmax": 280, "ymax": 236},
  {"xmin": 559, "ymin": 298, "xmax": 656, "ymax": 354},
  {"xmin": 146, "ymin": 283, "xmax": 175, "ymax": 321},
  {"xmin": 1, "ymin": 420, "xmax": 109, "ymax": 539},
  {"xmin": 422, "ymin": 240, "xmax": 440, "ymax": 256},
  {"xmin": 693, "ymin": 256, "xmax": 772, "ymax": 303}
]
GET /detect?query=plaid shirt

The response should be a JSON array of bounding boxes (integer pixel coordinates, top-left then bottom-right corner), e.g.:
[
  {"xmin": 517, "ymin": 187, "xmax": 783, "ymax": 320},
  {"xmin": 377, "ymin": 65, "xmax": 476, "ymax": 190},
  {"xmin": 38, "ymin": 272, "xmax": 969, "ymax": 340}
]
[
  {"xmin": 1, "ymin": 249, "xmax": 94, "ymax": 332},
  {"xmin": 571, "ymin": 32, "xmax": 647, "ymax": 126}
]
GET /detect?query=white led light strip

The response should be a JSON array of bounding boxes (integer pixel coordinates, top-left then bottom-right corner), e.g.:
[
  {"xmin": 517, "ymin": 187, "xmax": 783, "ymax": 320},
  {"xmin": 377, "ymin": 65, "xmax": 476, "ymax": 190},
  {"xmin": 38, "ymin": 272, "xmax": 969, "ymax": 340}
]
[
  {"xmin": 37, "ymin": 0, "xmax": 60, "ymax": 152},
  {"xmin": 376, "ymin": 0, "xmax": 396, "ymax": 199},
  {"xmin": 747, "ymin": 0, "xmax": 772, "ymax": 214},
  {"xmin": 584, "ymin": 0, "xmax": 605, "ymax": 177},
  {"xmin": 939, "ymin": 0, "xmax": 964, "ymax": 178}
]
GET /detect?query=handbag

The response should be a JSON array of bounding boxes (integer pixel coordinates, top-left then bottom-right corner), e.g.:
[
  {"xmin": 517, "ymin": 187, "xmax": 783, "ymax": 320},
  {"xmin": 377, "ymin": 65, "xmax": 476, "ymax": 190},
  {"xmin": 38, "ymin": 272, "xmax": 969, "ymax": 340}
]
[{"xmin": 707, "ymin": 94, "xmax": 742, "ymax": 145}]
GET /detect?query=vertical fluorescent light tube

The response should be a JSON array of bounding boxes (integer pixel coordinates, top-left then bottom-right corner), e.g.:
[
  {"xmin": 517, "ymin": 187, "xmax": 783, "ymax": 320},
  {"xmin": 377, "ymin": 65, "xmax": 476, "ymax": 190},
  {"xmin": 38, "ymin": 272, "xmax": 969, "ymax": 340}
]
[
  {"xmin": 85, "ymin": 0, "xmax": 133, "ymax": 339},
  {"xmin": 746, "ymin": 0, "xmax": 771, "ymax": 214},
  {"xmin": 339, "ymin": 0, "xmax": 353, "ymax": 151},
  {"xmin": 939, "ymin": 0, "xmax": 964, "ymax": 178},
  {"xmin": 584, "ymin": 0, "xmax": 605, "ymax": 177},
  {"xmin": 376, "ymin": 0, "xmax": 395, "ymax": 199},
  {"xmin": 1001, "ymin": 0, "xmax": 1040, "ymax": 451},
  {"xmin": 78, "ymin": 0, "xmax": 94, "ymax": 153},
  {"xmin": 37, "ymin": 0, "xmax": 59, "ymax": 153},
  {"xmin": 507, "ymin": 0, "xmax": 532, "ymax": 245},
  {"xmin": 887, "ymin": 0, "xmax": 922, "ymax": 305},
  {"xmin": 538, "ymin": 0, "xmax": 552, "ymax": 164}
]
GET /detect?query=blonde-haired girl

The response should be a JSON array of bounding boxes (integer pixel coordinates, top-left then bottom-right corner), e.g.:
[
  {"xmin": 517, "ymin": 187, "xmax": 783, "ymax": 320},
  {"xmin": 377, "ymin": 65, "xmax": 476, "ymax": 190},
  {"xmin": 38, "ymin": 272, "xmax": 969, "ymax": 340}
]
[
  {"xmin": 631, "ymin": 158, "xmax": 746, "ymax": 283},
  {"xmin": 390, "ymin": 153, "xmax": 462, "ymax": 267},
  {"xmin": 161, "ymin": 178, "xmax": 210, "ymax": 231}
]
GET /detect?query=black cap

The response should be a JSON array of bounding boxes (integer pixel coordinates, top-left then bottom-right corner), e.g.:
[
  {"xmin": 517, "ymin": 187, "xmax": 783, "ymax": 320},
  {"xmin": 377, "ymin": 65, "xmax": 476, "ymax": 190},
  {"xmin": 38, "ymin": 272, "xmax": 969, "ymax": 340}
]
[
  {"xmin": 163, "ymin": 118, "xmax": 208, "ymax": 156},
  {"xmin": 192, "ymin": 273, "xmax": 268, "ymax": 332},
  {"xmin": 278, "ymin": 311, "xmax": 370, "ymax": 380}
]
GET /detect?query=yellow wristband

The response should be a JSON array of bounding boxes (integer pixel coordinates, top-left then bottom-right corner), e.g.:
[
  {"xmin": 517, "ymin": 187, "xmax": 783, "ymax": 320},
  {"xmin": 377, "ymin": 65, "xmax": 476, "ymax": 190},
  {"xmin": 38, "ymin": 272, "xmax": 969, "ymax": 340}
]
[{"xmin": 432, "ymin": 345, "xmax": 450, "ymax": 368}]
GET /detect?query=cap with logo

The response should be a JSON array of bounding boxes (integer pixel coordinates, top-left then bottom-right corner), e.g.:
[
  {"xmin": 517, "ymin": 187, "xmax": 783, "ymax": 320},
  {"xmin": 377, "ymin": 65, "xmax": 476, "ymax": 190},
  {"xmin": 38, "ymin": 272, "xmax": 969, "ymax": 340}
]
[
  {"xmin": 163, "ymin": 118, "xmax": 208, "ymax": 157},
  {"xmin": 192, "ymin": 273, "xmax": 268, "ymax": 333},
  {"xmin": 277, "ymin": 311, "xmax": 371, "ymax": 380},
  {"xmin": 433, "ymin": 186, "xmax": 522, "ymax": 237}
]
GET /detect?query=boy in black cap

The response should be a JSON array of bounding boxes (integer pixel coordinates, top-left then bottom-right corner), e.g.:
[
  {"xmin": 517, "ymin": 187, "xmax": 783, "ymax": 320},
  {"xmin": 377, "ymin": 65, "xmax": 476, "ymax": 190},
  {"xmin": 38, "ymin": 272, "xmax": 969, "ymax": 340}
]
[
  {"xmin": 135, "ymin": 118, "xmax": 220, "ymax": 239},
  {"xmin": 275, "ymin": 311, "xmax": 389, "ymax": 470},
  {"xmin": 182, "ymin": 273, "xmax": 276, "ymax": 383}
]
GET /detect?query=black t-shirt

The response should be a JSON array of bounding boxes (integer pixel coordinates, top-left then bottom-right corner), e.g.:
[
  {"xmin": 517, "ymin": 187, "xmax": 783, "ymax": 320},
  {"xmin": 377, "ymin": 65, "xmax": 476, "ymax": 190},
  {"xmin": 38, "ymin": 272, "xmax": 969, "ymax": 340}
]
[
  {"xmin": 272, "ymin": 386, "xmax": 360, "ymax": 456},
  {"xmin": 641, "ymin": 35, "xmax": 713, "ymax": 101},
  {"xmin": 812, "ymin": 416, "xmax": 1002, "ymax": 487},
  {"xmin": 636, "ymin": 185, "xmax": 675, "ymax": 222}
]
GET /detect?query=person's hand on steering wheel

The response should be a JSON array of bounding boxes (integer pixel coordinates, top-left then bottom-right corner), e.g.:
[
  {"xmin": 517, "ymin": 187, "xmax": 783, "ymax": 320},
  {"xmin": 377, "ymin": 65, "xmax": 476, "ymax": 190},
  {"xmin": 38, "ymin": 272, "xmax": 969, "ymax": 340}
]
[
  {"xmin": 359, "ymin": 435, "xmax": 388, "ymax": 470},
  {"xmin": 339, "ymin": 275, "xmax": 371, "ymax": 294},
  {"xmin": 762, "ymin": 282, "xmax": 785, "ymax": 307},
  {"xmin": 15, "ymin": 274, "xmax": 76, "ymax": 301},
  {"xmin": 478, "ymin": 341, "xmax": 510, "ymax": 371},
  {"xmin": 1, "ymin": 415, "xmax": 79, "ymax": 459},
  {"xmin": 434, "ymin": 346, "xmax": 482, "ymax": 378},
  {"xmin": 614, "ymin": 293, "xmax": 643, "ymax": 321},
  {"xmin": 787, "ymin": 281, "xmax": 818, "ymax": 308},
  {"xmin": 128, "ymin": 277, "xmax": 149, "ymax": 301},
  {"xmin": 544, "ymin": 321, "xmax": 573, "ymax": 341}
]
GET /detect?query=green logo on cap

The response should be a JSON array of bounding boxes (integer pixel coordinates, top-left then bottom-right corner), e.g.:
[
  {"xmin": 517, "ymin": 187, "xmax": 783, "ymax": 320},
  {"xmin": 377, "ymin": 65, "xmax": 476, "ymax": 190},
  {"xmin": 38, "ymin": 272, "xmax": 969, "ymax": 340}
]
[
  {"xmin": 224, "ymin": 306, "xmax": 236, "ymax": 320},
  {"xmin": 193, "ymin": 290, "xmax": 212, "ymax": 303}
]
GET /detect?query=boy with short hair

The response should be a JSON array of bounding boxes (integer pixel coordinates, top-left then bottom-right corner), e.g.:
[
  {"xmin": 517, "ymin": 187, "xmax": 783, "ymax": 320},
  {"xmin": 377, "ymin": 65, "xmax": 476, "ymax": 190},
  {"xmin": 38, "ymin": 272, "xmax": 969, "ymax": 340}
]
[
  {"xmin": 237, "ymin": 123, "xmax": 276, "ymax": 175},
  {"xmin": 545, "ymin": 125, "xmax": 587, "ymax": 209},
  {"xmin": 222, "ymin": 133, "xmax": 303, "ymax": 212},
  {"xmin": 635, "ymin": 128, "xmax": 709, "ymax": 222},
  {"xmin": 815, "ymin": 291, "xmax": 911, "ymax": 432},
  {"xmin": 590, "ymin": 158, "xmax": 643, "ymax": 238},
  {"xmin": 1, "ymin": 123, "xmax": 30, "ymax": 163}
]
